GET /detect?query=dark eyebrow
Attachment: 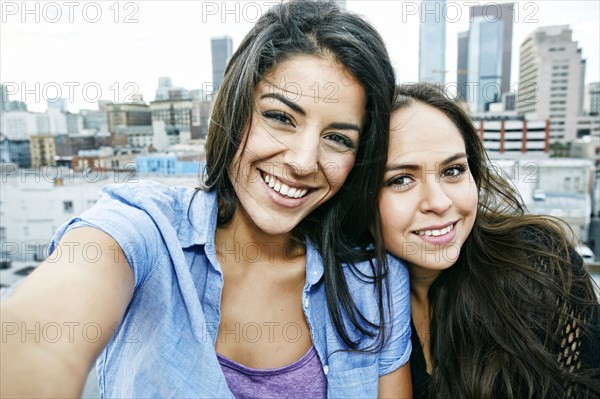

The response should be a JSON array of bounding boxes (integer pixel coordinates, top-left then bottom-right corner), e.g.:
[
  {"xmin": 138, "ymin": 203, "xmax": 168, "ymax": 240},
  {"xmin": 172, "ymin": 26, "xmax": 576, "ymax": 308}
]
[
  {"xmin": 260, "ymin": 93, "xmax": 305, "ymax": 115},
  {"xmin": 329, "ymin": 122, "xmax": 362, "ymax": 134},
  {"xmin": 385, "ymin": 153, "xmax": 467, "ymax": 172},
  {"xmin": 259, "ymin": 93, "xmax": 362, "ymax": 134}
]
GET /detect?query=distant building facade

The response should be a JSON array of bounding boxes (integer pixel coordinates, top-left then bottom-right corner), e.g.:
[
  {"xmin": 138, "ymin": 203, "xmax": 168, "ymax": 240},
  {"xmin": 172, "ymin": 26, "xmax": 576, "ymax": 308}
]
[
  {"xmin": 472, "ymin": 114, "xmax": 550, "ymax": 158},
  {"xmin": 516, "ymin": 26, "xmax": 586, "ymax": 143},
  {"xmin": 29, "ymin": 136, "xmax": 57, "ymax": 167},
  {"xmin": 107, "ymin": 103, "xmax": 152, "ymax": 133}
]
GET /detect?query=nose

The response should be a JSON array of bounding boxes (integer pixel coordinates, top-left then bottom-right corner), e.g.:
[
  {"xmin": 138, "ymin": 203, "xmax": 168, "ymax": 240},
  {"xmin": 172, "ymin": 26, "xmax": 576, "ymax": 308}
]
[
  {"xmin": 419, "ymin": 179, "xmax": 453, "ymax": 214},
  {"xmin": 283, "ymin": 128, "xmax": 320, "ymax": 177}
]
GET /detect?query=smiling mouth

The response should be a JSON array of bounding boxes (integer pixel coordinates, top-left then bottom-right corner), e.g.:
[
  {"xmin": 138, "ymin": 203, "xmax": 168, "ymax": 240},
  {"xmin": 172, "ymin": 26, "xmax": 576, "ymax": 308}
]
[
  {"xmin": 261, "ymin": 171, "xmax": 309, "ymax": 199},
  {"xmin": 413, "ymin": 223, "xmax": 455, "ymax": 237}
]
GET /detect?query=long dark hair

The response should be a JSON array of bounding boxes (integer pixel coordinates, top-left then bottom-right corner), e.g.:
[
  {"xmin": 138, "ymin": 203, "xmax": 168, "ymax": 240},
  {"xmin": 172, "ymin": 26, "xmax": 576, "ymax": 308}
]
[
  {"xmin": 201, "ymin": 0, "xmax": 396, "ymax": 351},
  {"xmin": 393, "ymin": 83, "xmax": 600, "ymax": 398}
]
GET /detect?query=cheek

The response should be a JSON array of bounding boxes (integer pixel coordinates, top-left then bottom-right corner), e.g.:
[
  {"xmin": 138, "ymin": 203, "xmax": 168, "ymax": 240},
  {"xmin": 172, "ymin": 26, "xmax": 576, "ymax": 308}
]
[
  {"xmin": 322, "ymin": 154, "xmax": 356, "ymax": 189},
  {"xmin": 379, "ymin": 194, "xmax": 411, "ymax": 239}
]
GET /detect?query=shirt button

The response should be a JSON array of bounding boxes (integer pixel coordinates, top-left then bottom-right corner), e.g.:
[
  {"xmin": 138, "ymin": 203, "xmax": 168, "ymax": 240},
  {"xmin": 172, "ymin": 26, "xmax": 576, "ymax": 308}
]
[
  {"xmin": 323, "ymin": 365, "xmax": 329, "ymax": 375},
  {"xmin": 304, "ymin": 298, "xmax": 309, "ymax": 308}
]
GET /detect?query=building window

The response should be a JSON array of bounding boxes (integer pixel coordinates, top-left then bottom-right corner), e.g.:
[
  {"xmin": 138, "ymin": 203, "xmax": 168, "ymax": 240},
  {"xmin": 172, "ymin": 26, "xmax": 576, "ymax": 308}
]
[{"xmin": 63, "ymin": 201, "xmax": 74, "ymax": 213}]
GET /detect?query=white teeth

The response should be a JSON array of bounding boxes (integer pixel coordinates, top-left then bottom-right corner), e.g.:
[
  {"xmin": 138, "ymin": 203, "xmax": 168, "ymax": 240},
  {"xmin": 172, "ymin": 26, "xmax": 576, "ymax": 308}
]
[
  {"xmin": 261, "ymin": 172, "xmax": 309, "ymax": 199},
  {"xmin": 416, "ymin": 224, "xmax": 454, "ymax": 237}
]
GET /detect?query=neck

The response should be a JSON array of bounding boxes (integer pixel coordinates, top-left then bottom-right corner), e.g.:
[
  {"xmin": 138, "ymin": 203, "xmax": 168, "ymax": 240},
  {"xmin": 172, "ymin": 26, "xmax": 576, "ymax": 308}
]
[
  {"xmin": 215, "ymin": 206, "xmax": 304, "ymax": 266},
  {"xmin": 408, "ymin": 264, "xmax": 440, "ymax": 306}
]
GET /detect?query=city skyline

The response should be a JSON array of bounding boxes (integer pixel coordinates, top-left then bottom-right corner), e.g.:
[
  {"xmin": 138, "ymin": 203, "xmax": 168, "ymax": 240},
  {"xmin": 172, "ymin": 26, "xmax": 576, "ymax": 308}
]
[{"xmin": 1, "ymin": 0, "xmax": 599, "ymax": 112}]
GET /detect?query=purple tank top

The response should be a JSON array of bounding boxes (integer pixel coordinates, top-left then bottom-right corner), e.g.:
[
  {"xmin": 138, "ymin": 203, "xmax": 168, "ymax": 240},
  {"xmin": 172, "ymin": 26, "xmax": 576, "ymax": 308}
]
[{"xmin": 217, "ymin": 345, "xmax": 327, "ymax": 398}]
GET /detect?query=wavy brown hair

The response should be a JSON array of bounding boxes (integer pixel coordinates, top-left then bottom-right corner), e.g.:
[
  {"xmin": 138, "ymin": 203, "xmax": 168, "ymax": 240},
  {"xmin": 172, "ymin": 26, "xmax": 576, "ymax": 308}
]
[{"xmin": 391, "ymin": 83, "xmax": 600, "ymax": 398}]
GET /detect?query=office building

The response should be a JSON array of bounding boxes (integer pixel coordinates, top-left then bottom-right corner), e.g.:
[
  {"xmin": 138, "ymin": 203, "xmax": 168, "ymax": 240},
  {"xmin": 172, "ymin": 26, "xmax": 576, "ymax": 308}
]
[
  {"xmin": 107, "ymin": 103, "xmax": 152, "ymax": 133},
  {"xmin": 0, "ymin": 84, "xmax": 9, "ymax": 112},
  {"xmin": 516, "ymin": 26, "xmax": 586, "ymax": 142},
  {"xmin": 456, "ymin": 31, "xmax": 469, "ymax": 100},
  {"xmin": 150, "ymin": 99, "xmax": 194, "ymax": 144},
  {"xmin": 472, "ymin": 115, "xmax": 550, "ymax": 159},
  {"xmin": 419, "ymin": 0, "xmax": 446, "ymax": 85},
  {"xmin": 29, "ymin": 135, "xmax": 57, "ymax": 167},
  {"xmin": 584, "ymin": 82, "xmax": 599, "ymax": 115},
  {"xmin": 155, "ymin": 77, "xmax": 173, "ymax": 101},
  {"xmin": 466, "ymin": 3, "xmax": 514, "ymax": 113},
  {"xmin": 211, "ymin": 36, "xmax": 233, "ymax": 91}
]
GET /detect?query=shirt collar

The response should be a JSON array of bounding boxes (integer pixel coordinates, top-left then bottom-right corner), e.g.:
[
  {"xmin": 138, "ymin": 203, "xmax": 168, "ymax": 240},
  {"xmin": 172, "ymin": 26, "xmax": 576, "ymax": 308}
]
[
  {"xmin": 179, "ymin": 183, "xmax": 324, "ymax": 286},
  {"xmin": 305, "ymin": 239, "xmax": 324, "ymax": 286},
  {"xmin": 178, "ymin": 188, "xmax": 218, "ymax": 248}
]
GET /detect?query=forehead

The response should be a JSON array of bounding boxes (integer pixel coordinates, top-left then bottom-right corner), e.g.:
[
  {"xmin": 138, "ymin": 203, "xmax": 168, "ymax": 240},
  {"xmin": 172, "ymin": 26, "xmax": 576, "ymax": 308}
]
[
  {"xmin": 389, "ymin": 102, "xmax": 466, "ymax": 159},
  {"xmin": 258, "ymin": 54, "xmax": 365, "ymax": 106}
]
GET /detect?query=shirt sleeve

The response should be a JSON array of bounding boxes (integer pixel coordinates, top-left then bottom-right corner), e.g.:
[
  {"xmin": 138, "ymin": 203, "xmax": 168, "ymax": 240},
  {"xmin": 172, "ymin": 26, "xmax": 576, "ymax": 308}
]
[
  {"xmin": 378, "ymin": 254, "xmax": 412, "ymax": 376},
  {"xmin": 47, "ymin": 183, "xmax": 164, "ymax": 290}
]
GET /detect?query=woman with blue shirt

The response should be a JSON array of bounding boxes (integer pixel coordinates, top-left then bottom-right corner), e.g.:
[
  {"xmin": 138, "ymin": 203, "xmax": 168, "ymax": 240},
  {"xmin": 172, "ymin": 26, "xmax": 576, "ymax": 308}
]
[{"xmin": 0, "ymin": 1, "xmax": 411, "ymax": 397}]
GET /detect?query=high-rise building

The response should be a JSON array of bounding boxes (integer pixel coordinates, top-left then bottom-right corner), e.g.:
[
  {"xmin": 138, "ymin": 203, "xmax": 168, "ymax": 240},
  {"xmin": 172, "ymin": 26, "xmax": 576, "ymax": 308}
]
[
  {"xmin": 0, "ymin": 84, "xmax": 9, "ymax": 112},
  {"xmin": 211, "ymin": 36, "xmax": 233, "ymax": 91},
  {"xmin": 456, "ymin": 31, "xmax": 469, "ymax": 100},
  {"xmin": 466, "ymin": 3, "xmax": 514, "ymax": 113},
  {"xmin": 584, "ymin": 82, "xmax": 599, "ymax": 116},
  {"xmin": 516, "ymin": 26, "xmax": 586, "ymax": 142},
  {"xmin": 155, "ymin": 77, "xmax": 173, "ymax": 101},
  {"xmin": 418, "ymin": 0, "xmax": 446, "ymax": 85}
]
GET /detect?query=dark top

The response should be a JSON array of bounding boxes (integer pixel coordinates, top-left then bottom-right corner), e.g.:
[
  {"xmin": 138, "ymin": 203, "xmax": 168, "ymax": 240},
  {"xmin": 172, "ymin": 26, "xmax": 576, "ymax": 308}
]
[
  {"xmin": 409, "ymin": 240, "xmax": 600, "ymax": 398},
  {"xmin": 409, "ymin": 318, "xmax": 429, "ymax": 399}
]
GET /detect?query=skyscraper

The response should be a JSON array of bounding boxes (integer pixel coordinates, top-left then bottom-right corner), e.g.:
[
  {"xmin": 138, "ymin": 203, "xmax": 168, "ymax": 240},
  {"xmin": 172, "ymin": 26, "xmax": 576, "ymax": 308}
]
[
  {"xmin": 516, "ymin": 26, "xmax": 586, "ymax": 142},
  {"xmin": 584, "ymin": 82, "xmax": 599, "ymax": 116},
  {"xmin": 456, "ymin": 31, "xmax": 469, "ymax": 100},
  {"xmin": 466, "ymin": 3, "xmax": 514, "ymax": 112},
  {"xmin": 0, "ymin": 84, "xmax": 9, "ymax": 112},
  {"xmin": 211, "ymin": 36, "xmax": 233, "ymax": 91},
  {"xmin": 419, "ymin": 0, "xmax": 446, "ymax": 85},
  {"xmin": 155, "ymin": 77, "xmax": 173, "ymax": 101}
]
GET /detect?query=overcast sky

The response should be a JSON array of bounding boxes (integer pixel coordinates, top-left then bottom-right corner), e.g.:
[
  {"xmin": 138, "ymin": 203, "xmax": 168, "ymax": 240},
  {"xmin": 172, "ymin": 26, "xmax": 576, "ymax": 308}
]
[{"xmin": 1, "ymin": 0, "xmax": 599, "ymax": 112}]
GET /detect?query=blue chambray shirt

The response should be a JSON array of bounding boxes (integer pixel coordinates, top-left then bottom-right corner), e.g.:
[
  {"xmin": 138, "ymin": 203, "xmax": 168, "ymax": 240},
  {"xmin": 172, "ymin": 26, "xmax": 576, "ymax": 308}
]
[{"xmin": 49, "ymin": 180, "xmax": 411, "ymax": 398}]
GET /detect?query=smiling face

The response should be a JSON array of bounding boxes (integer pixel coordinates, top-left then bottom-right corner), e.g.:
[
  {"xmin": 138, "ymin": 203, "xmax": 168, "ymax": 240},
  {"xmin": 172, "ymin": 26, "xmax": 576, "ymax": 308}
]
[
  {"xmin": 379, "ymin": 102, "xmax": 478, "ymax": 276},
  {"xmin": 229, "ymin": 54, "xmax": 366, "ymax": 237}
]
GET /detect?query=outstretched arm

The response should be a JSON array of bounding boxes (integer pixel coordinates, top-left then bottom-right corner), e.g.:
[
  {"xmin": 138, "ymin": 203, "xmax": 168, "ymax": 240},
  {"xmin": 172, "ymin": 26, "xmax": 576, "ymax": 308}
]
[{"xmin": 1, "ymin": 227, "xmax": 134, "ymax": 397}]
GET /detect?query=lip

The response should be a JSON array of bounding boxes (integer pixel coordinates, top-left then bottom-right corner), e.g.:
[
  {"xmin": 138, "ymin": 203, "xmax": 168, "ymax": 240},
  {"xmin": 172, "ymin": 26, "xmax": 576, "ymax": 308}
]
[
  {"xmin": 413, "ymin": 221, "xmax": 458, "ymax": 246},
  {"xmin": 259, "ymin": 169, "xmax": 313, "ymax": 191},
  {"xmin": 259, "ymin": 169, "xmax": 315, "ymax": 209},
  {"xmin": 413, "ymin": 221, "xmax": 456, "ymax": 232}
]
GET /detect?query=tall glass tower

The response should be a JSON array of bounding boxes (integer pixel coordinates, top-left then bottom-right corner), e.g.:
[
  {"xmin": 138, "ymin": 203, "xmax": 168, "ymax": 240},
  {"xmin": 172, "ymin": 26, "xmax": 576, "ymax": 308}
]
[
  {"xmin": 466, "ymin": 3, "xmax": 513, "ymax": 112},
  {"xmin": 418, "ymin": 0, "xmax": 446, "ymax": 85},
  {"xmin": 211, "ymin": 36, "xmax": 233, "ymax": 91}
]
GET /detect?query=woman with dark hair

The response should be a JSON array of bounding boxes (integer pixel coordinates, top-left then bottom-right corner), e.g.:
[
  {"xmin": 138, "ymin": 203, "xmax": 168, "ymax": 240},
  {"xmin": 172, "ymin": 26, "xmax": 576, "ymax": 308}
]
[
  {"xmin": 1, "ymin": 1, "xmax": 412, "ymax": 397},
  {"xmin": 378, "ymin": 82, "xmax": 600, "ymax": 398}
]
